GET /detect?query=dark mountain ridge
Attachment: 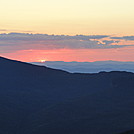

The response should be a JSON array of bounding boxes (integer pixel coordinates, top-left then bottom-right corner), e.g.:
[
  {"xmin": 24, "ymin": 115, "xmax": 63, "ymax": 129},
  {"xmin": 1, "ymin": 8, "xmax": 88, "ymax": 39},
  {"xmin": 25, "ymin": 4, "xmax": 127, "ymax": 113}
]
[
  {"xmin": 0, "ymin": 56, "xmax": 134, "ymax": 134},
  {"xmin": 119, "ymin": 129, "xmax": 134, "ymax": 134}
]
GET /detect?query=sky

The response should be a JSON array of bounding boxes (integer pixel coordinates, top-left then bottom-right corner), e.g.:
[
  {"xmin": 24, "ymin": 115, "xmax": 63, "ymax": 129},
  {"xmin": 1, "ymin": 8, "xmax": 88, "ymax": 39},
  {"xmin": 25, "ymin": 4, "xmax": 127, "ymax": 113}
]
[{"xmin": 0, "ymin": 0, "xmax": 134, "ymax": 62}]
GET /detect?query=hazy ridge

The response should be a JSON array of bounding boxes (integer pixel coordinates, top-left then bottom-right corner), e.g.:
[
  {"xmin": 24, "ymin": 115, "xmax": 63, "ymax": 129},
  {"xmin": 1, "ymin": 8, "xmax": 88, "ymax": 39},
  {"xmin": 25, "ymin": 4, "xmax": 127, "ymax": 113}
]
[{"xmin": 31, "ymin": 60, "xmax": 134, "ymax": 73}]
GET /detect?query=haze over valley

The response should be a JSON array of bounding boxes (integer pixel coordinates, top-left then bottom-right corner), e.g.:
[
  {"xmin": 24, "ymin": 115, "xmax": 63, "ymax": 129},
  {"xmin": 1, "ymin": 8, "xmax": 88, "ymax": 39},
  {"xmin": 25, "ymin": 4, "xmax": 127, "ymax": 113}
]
[{"xmin": 32, "ymin": 60, "xmax": 134, "ymax": 73}]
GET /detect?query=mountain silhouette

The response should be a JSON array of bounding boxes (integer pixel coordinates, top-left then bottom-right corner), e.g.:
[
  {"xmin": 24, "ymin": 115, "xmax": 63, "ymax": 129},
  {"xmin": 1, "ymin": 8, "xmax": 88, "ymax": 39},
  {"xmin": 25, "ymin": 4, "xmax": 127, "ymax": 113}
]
[
  {"xmin": 0, "ymin": 56, "xmax": 134, "ymax": 134},
  {"xmin": 119, "ymin": 130, "xmax": 134, "ymax": 134}
]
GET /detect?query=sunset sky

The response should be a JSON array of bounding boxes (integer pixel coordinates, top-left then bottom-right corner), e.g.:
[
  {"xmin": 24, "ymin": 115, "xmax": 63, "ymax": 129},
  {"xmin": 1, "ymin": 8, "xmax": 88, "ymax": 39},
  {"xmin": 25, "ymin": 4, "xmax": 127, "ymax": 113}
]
[{"xmin": 0, "ymin": 0, "xmax": 134, "ymax": 62}]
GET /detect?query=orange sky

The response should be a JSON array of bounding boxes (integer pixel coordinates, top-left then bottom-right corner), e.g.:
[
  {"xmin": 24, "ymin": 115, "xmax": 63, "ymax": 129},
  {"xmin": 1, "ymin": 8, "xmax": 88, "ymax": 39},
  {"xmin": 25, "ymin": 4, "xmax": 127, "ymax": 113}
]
[
  {"xmin": 0, "ymin": 0, "xmax": 134, "ymax": 62},
  {"xmin": 1, "ymin": 0, "xmax": 134, "ymax": 35},
  {"xmin": 0, "ymin": 33, "xmax": 134, "ymax": 62}
]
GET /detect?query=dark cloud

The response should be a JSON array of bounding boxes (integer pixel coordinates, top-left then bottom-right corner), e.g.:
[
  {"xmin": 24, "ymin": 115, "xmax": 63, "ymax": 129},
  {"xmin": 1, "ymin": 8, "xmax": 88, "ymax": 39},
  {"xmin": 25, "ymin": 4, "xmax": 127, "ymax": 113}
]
[
  {"xmin": 122, "ymin": 36, "xmax": 134, "ymax": 40},
  {"xmin": 0, "ymin": 33, "xmax": 109, "ymax": 41},
  {"xmin": 111, "ymin": 36, "xmax": 134, "ymax": 40},
  {"xmin": 0, "ymin": 33, "xmax": 131, "ymax": 53}
]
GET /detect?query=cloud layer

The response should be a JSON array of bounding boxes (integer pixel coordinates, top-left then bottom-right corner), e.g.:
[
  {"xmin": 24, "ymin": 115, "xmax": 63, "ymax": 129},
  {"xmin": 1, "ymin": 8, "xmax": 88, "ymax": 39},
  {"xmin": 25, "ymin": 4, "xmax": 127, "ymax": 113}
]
[
  {"xmin": 0, "ymin": 33, "xmax": 132, "ymax": 53},
  {"xmin": 111, "ymin": 36, "xmax": 134, "ymax": 40}
]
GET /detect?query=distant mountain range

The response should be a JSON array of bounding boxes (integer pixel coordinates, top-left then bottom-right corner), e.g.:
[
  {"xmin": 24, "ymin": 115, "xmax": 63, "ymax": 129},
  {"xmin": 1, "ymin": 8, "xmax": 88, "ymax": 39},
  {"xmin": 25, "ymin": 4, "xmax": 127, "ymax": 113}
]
[
  {"xmin": 0, "ymin": 56, "xmax": 134, "ymax": 134},
  {"xmin": 31, "ymin": 61, "xmax": 134, "ymax": 73}
]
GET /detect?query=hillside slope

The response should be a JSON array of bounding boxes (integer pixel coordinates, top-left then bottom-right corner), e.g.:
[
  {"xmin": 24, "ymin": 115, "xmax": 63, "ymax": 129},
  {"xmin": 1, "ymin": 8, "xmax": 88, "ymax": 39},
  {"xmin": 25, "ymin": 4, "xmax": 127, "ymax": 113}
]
[{"xmin": 0, "ymin": 57, "xmax": 134, "ymax": 134}]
